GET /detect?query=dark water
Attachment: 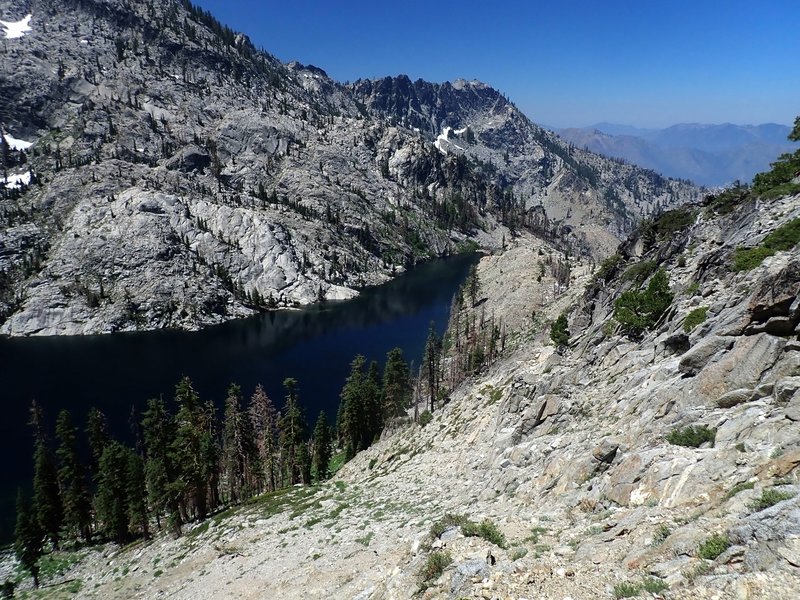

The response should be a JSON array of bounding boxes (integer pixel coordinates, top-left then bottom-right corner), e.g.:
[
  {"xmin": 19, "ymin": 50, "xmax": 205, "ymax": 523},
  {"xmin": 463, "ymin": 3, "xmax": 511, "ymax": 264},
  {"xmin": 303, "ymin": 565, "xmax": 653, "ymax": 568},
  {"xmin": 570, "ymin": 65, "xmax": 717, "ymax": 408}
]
[{"xmin": 0, "ymin": 253, "xmax": 477, "ymax": 542}]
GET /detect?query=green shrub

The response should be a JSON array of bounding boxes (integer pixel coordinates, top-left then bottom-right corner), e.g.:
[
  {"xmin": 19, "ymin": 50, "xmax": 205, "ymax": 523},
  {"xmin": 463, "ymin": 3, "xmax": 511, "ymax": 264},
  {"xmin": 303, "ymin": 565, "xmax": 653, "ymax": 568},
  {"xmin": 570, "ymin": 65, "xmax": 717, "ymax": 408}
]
[
  {"xmin": 763, "ymin": 217, "xmax": 800, "ymax": 252},
  {"xmin": 614, "ymin": 268, "xmax": 673, "ymax": 337},
  {"xmin": 749, "ymin": 488, "xmax": 795, "ymax": 512},
  {"xmin": 653, "ymin": 208, "xmax": 696, "ymax": 238},
  {"xmin": 732, "ymin": 246, "xmax": 775, "ymax": 272},
  {"xmin": 725, "ymin": 481, "xmax": 755, "ymax": 499},
  {"xmin": 612, "ymin": 582, "xmax": 642, "ymax": 598},
  {"xmin": 594, "ymin": 253, "xmax": 622, "ymax": 282},
  {"xmin": 621, "ymin": 260, "xmax": 657, "ymax": 285},
  {"xmin": 420, "ymin": 550, "xmax": 452, "ymax": 582},
  {"xmin": 418, "ymin": 410, "xmax": 433, "ymax": 427},
  {"xmin": 652, "ymin": 523, "xmax": 671, "ymax": 545},
  {"xmin": 510, "ymin": 546, "xmax": 528, "ymax": 560},
  {"xmin": 666, "ymin": 425, "xmax": 716, "ymax": 448},
  {"xmin": 697, "ymin": 533, "xmax": 730, "ymax": 560},
  {"xmin": 550, "ymin": 313, "xmax": 570, "ymax": 347},
  {"xmin": 704, "ymin": 185, "xmax": 751, "ymax": 215},
  {"xmin": 732, "ymin": 218, "xmax": 800, "ymax": 272},
  {"xmin": 461, "ymin": 518, "xmax": 507, "ymax": 548},
  {"xmin": 430, "ymin": 513, "xmax": 468, "ymax": 539},
  {"xmin": 683, "ymin": 306, "xmax": 708, "ymax": 332}
]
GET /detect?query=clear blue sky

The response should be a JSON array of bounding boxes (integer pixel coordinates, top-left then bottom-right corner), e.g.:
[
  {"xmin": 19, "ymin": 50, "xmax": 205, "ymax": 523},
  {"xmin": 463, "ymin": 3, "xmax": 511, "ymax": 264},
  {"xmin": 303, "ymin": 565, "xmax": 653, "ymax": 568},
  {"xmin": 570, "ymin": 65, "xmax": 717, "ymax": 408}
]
[{"xmin": 193, "ymin": 0, "xmax": 799, "ymax": 128}]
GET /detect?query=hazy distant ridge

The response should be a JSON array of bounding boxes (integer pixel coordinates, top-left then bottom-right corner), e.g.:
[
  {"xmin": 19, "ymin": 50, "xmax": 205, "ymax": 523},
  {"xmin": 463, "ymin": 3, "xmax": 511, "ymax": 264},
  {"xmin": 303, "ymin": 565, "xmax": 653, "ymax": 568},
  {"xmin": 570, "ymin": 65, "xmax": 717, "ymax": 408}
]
[{"xmin": 558, "ymin": 122, "xmax": 799, "ymax": 186}]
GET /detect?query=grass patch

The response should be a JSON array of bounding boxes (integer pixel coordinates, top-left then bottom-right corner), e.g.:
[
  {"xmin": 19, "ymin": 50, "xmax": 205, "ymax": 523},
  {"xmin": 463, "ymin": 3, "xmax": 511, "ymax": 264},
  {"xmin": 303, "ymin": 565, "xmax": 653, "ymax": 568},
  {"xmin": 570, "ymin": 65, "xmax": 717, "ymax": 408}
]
[
  {"xmin": 153, "ymin": 569, "xmax": 164, "ymax": 578},
  {"xmin": 725, "ymin": 481, "xmax": 755, "ymax": 499},
  {"xmin": 524, "ymin": 525, "xmax": 548, "ymax": 544},
  {"xmin": 749, "ymin": 488, "xmax": 795, "ymax": 512},
  {"xmin": 328, "ymin": 451, "xmax": 347, "ymax": 476},
  {"xmin": 652, "ymin": 523, "xmax": 671, "ymax": 545},
  {"xmin": 356, "ymin": 531, "xmax": 374, "ymax": 546},
  {"xmin": 420, "ymin": 550, "xmax": 452, "ymax": 583},
  {"xmin": 698, "ymin": 534, "xmax": 730, "ymax": 560},
  {"xmin": 642, "ymin": 577, "xmax": 668, "ymax": 594},
  {"xmin": 510, "ymin": 546, "xmax": 528, "ymax": 560},
  {"xmin": 612, "ymin": 581, "xmax": 641, "ymax": 598},
  {"xmin": 666, "ymin": 425, "xmax": 716, "ymax": 448},
  {"xmin": 37, "ymin": 551, "xmax": 83, "ymax": 580},
  {"xmin": 684, "ymin": 306, "xmax": 708, "ymax": 332}
]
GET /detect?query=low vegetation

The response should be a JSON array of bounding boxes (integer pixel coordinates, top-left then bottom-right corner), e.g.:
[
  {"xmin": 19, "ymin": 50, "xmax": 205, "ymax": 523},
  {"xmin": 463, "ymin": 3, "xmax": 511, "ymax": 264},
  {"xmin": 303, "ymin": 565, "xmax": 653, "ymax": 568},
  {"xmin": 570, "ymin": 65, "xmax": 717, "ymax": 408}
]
[
  {"xmin": 666, "ymin": 425, "xmax": 716, "ymax": 448},
  {"xmin": 612, "ymin": 581, "xmax": 642, "ymax": 598},
  {"xmin": 732, "ymin": 217, "xmax": 800, "ymax": 271},
  {"xmin": 697, "ymin": 533, "xmax": 730, "ymax": 560},
  {"xmin": 749, "ymin": 488, "xmax": 795, "ymax": 512},
  {"xmin": 461, "ymin": 518, "xmax": 507, "ymax": 548},
  {"xmin": 613, "ymin": 268, "xmax": 673, "ymax": 337},
  {"xmin": 420, "ymin": 550, "xmax": 452, "ymax": 583},
  {"xmin": 683, "ymin": 306, "xmax": 708, "ymax": 332}
]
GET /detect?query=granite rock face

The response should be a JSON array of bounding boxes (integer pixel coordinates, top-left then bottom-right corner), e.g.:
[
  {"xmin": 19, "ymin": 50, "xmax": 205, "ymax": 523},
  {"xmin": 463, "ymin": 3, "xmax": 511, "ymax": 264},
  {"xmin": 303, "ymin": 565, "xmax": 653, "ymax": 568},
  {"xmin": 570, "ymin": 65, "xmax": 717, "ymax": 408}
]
[{"xmin": 1, "ymin": 0, "xmax": 699, "ymax": 336}]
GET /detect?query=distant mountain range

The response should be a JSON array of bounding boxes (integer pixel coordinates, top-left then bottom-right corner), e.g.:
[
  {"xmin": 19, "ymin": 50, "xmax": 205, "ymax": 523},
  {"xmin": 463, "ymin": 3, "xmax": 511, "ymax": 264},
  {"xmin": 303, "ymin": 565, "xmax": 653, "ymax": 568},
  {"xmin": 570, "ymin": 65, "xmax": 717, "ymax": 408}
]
[{"xmin": 557, "ymin": 122, "xmax": 799, "ymax": 186}]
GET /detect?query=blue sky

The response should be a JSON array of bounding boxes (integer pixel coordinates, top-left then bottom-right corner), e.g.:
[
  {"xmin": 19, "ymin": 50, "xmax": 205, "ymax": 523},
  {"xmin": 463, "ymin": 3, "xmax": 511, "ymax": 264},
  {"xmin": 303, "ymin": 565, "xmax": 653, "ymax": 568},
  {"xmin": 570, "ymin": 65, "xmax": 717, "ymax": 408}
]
[{"xmin": 193, "ymin": 0, "xmax": 799, "ymax": 128}]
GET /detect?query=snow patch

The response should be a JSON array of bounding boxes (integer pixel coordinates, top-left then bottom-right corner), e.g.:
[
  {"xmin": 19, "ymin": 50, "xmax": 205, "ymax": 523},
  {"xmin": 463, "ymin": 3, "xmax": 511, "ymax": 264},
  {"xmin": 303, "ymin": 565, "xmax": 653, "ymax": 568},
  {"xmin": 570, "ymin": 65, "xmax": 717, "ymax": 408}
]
[
  {"xmin": 3, "ymin": 171, "xmax": 31, "ymax": 189},
  {"xmin": 1, "ymin": 14, "xmax": 32, "ymax": 39},
  {"xmin": 3, "ymin": 133, "xmax": 33, "ymax": 151},
  {"xmin": 434, "ymin": 126, "xmax": 453, "ymax": 154},
  {"xmin": 454, "ymin": 127, "xmax": 468, "ymax": 135}
]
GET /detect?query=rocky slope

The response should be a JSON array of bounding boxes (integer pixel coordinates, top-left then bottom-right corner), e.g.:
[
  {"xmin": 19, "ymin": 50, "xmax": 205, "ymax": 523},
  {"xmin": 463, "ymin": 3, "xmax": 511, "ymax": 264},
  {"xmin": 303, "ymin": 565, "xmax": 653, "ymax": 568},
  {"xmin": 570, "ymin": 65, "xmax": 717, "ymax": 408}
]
[
  {"xmin": 351, "ymin": 76, "xmax": 700, "ymax": 252},
  {"xmin": 0, "ymin": 0, "xmax": 699, "ymax": 336},
  {"xmin": 10, "ymin": 191, "xmax": 799, "ymax": 599}
]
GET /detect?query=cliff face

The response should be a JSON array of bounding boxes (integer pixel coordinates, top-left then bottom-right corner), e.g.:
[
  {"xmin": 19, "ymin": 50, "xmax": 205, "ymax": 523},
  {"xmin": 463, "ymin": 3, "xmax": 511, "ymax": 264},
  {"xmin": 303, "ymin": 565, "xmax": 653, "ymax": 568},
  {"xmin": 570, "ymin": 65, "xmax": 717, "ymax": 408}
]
[
  {"xmin": 13, "ymin": 192, "xmax": 798, "ymax": 599},
  {"xmin": 1, "ymin": 0, "xmax": 699, "ymax": 336},
  {"xmin": 351, "ymin": 76, "xmax": 701, "ymax": 254}
]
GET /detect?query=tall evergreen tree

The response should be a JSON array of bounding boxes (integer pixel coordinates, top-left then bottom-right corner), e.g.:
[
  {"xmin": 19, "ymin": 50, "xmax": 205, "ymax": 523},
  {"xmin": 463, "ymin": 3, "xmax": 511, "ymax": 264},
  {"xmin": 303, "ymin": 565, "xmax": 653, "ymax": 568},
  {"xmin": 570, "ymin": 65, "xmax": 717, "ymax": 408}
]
[
  {"xmin": 248, "ymin": 385, "xmax": 279, "ymax": 493},
  {"xmin": 222, "ymin": 384, "xmax": 257, "ymax": 503},
  {"xmin": 200, "ymin": 400, "xmax": 221, "ymax": 512},
  {"xmin": 85, "ymin": 407, "xmax": 110, "ymax": 477},
  {"xmin": 55, "ymin": 410, "xmax": 92, "ymax": 542},
  {"xmin": 125, "ymin": 448, "xmax": 149, "ymax": 540},
  {"xmin": 277, "ymin": 378, "xmax": 306, "ymax": 485},
  {"xmin": 95, "ymin": 441, "xmax": 130, "ymax": 544},
  {"xmin": 172, "ymin": 377, "xmax": 208, "ymax": 520},
  {"xmin": 142, "ymin": 396, "xmax": 181, "ymax": 535},
  {"xmin": 422, "ymin": 323, "xmax": 442, "ymax": 413},
  {"xmin": 311, "ymin": 411, "xmax": 332, "ymax": 482},
  {"xmin": 382, "ymin": 347, "xmax": 411, "ymax": 419},
  {"xmin": 14, "ymin": 489, "xmax": 42, "ymax": 587},
  {"xmin": 338, "ymin": 355, "xmax": 367, "ymax": 459},
  {"xmin": 29, "ymin": 401, "xmax": 62, "ymax": 549}
]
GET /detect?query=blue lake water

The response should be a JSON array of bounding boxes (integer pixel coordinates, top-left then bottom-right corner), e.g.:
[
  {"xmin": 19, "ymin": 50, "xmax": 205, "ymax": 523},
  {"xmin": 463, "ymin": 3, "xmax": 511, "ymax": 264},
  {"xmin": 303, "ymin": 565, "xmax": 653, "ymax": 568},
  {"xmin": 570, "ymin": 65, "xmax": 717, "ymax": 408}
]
[{"xmin": 0, "ymin": 252, "xmax": 478, "ymax": 541}]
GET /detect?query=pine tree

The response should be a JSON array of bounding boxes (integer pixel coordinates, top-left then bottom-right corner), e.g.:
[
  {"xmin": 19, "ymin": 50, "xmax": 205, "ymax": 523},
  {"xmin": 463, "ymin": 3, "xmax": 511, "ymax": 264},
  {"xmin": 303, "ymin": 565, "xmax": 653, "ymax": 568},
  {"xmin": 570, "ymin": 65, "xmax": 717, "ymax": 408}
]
[
  {"xmin": 125, "ymin": 448, "xmax": 149, "ymax": 540},
  {"xmin": 30, "ymin": 401, "xmax": 62, "ymax": 549},
  {"xmin": 550, "ymin": 313, "xmax": 570, "ymax": 348},
  {"xmin": 222, "ymin": 384, "xmax": 257, "ymax": 503},
  {"xmin": 248, "ymin": 385, "xmax": 279, "ymax": 493},
  {"xmin": 382, "ymin": 347, "xmax": 411, "ymax": 419},
  {"xmin": 338, "ymin": 355, "xmax": 367, "ymax": 459},
  {"xmin": 172, "ymin": 377, "xmax": 208, "ymax": 520},
  {"xmin": 467, "ymin": 264, "xmax": 480, "ymax": 306},
  {"xmin": 95, "ymin": 441, "xmax": 130, "ymax": 544},
  {"xmin": 311, "ymin": 412, "xmax": 331, "ymax": 482},
  {"xmin": 14, "ymin": 489, "xmax": 42, "ymax": 587},
  {"xmin": 200, "ymin": 400, "xmax": 221, "ymax": 511},
  {"xmin": 55, "ymin": 410, "xmax": 92, "ymax": 542},
  {"xmin": 422, "ymin": 324, "xmax": 442, "ymax": 413},
  {"xmin": 142, "ymin": 397, "xmax": 180, "ymax": 535},
  {"xmin": 277, "ymin": 378, "xmax": 306, "ymax": 485},
  {"xmin": 85, "ymin": 407, "xmax": 110, "ymax": 477}
]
